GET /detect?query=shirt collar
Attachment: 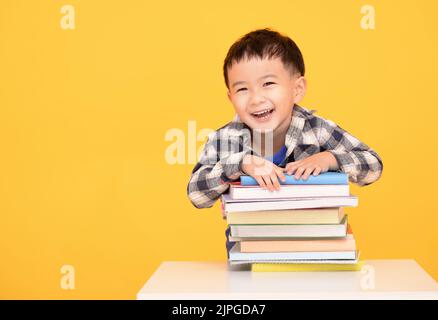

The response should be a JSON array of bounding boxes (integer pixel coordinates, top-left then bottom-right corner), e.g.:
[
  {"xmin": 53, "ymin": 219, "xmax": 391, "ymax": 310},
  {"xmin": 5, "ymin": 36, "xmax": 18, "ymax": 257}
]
[{"xmin": 284, "ymin": 104, "xmax": 309, "ymax": 160}]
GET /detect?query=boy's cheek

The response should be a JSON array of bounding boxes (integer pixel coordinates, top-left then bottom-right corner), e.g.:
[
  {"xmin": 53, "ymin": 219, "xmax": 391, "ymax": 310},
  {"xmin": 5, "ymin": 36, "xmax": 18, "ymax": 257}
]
[
  {"xmin": 230, "ymin": 96, "xmax": 247, "ymax": 111},
  {"xmin": 233, "ymin": 107, "xmax": 249, "ymax": 120}
]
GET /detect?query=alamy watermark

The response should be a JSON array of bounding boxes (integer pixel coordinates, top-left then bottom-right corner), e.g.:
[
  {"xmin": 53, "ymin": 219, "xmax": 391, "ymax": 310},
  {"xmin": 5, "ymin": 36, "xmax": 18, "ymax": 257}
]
[
  {"xmin": 360, "ymin": 4, "xmax": 375, "ymax": 30},
  {"xmin": 164, "ymin": 120, "xmax": 278, "ymax": 175},
  {"xmin": 60, "ymin": 264, "xmax": 75, "ymax": 290},
  {"xmin": 60, "ymin": 5, "xmax": 76, "ymax": 30}
]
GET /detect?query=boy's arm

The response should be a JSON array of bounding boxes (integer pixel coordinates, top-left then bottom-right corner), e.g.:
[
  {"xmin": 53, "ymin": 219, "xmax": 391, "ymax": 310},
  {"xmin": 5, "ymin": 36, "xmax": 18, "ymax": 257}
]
[
  {"xmin": 317, "ymin": 116, "xmax": 383, "ymax": 186},
  {"xmin": 187, "ymin": 131, "xmax": 250, "ymax": 208}
]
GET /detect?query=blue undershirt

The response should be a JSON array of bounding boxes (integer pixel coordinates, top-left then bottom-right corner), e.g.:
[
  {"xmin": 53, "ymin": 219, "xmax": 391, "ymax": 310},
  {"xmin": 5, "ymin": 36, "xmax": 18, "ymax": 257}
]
[{"xmin": 265, "ymin": 145, "xmax": 287, "ymax": 166}]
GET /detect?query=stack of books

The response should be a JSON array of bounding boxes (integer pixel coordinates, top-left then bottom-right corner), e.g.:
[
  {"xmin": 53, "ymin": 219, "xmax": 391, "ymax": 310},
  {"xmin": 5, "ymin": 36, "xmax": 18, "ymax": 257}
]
[{"xmin": 221, "ymin": 172, "xmax": 362, "ymax": 272}]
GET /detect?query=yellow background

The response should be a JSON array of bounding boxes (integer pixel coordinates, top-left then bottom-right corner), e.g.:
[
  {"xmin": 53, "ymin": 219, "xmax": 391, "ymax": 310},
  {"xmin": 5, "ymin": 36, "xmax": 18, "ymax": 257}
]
[{"xmin": 0, "ymin": 0, "xmax": 437, "ymax": 299}]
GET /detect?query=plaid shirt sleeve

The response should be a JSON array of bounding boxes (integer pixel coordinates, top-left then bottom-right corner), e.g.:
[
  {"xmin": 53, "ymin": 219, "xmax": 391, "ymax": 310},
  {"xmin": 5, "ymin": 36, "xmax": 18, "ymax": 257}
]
[
  {"xmin": 316, "ymin": 115, "xmax": 383, "ymax": 186},
  {"xmin": 187, "ymin": 128, "xmax": 252, "ymax": 209}
]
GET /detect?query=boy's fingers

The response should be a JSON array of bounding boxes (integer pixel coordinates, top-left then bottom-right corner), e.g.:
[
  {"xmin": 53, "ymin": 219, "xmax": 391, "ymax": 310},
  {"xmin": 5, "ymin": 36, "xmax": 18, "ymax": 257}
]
[
  {"xmin": 268, "ymin": 175, "xmax": 278, "ymax": 191},
  {"xmin": 294, "ymin": 166, "xmax": 306, "ymax": 180},
  {"xmin": 262, "ymin": 175, "xmax": 274, "ymax": 192},
  {"xmin": 283, "ymin": 161, "xmax": 300, "ymax": 172},
  {"xmin": 285, "ymin": 164, "xmax": 297, "ymax": 175},
  {"xmin": 270, "ymin": 173, "xmax": 280, "ymax": 190},
  {"xmin": 289, "ymin": 166, "xmax": 298, "ymax": 175},
  {"xmin": 254, "ymin": 176, "xmax": 267, "ymax": 189},
  {"xmin": 302, "ymin": 167, "xmax": 315, "ymax": 181},
  {"xmin": 276, "ymin": 167, "xmax": 286, "ymax": 182},
  {"xmin": 313, "ymin": 167, "xmax": 322, "ymax": 176}
]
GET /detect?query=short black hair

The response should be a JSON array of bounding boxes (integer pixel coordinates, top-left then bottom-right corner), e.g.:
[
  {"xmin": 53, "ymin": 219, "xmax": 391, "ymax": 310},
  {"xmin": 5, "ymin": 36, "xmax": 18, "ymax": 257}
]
[{"xmin": 223, "ymin": 28, "xmax": 305, "ymax": 89}]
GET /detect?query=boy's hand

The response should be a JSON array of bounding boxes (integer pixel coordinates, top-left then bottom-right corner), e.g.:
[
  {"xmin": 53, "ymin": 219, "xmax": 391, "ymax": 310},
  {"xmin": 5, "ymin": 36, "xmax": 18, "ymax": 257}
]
[
  {"xmin": 283, "ymin": 151, "xmax": 339, "ymax": 181},
  {"xmin": 241, "ymin": 155, "xmax": 286, "ymax": 192}
]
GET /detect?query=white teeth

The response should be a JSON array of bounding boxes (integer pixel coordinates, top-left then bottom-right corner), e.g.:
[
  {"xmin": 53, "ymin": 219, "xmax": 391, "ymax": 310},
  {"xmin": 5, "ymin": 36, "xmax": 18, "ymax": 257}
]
[{"xmin": 252, "ymin": 108, "xmax": 272, "ymax": 116}]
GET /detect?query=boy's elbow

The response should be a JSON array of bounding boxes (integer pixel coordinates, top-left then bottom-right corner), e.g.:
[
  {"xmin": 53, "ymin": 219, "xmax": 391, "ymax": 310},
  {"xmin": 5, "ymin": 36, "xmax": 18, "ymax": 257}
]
[
  {"xmin": 356, "ymin": 158, "xmax": 383, "ymax": 186},
  {"xmin": 187, "ymin": 191, "xmax": 215, "ymax": 209},
  {"xmin": 186, "ymin": 170, "xmax": 229, "ymax": 209},
  {"xmin": 187, "ymin": 179, "xmax": 215, "ymax": 209},
  {"xmin": 356, "ymin": 170, "xmax": 382, "ymax": 186},
  {"xmin": 187, "ymin": 176, "xmax": 207, "ymax": 209}
]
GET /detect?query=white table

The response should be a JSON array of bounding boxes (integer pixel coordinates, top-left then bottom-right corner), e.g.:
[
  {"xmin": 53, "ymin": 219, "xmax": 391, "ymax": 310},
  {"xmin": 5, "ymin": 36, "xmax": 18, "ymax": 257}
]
[{"xmin": 137, "ymin": 260, "xmax": 438, "ymax": 300}]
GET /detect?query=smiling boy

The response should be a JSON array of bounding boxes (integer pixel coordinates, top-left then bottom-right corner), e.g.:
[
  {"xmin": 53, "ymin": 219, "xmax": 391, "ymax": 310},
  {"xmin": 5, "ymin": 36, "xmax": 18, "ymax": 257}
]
[{"xmin": 187, "ymin": 28, "xmax": 383, "ymax": 257}]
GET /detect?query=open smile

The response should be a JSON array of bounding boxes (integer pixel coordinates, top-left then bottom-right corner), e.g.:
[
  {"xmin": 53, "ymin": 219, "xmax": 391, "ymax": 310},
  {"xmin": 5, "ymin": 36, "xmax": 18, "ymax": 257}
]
[{"xmin": 250, "ymin": 107, "xmax": 275, "ymax": 122}]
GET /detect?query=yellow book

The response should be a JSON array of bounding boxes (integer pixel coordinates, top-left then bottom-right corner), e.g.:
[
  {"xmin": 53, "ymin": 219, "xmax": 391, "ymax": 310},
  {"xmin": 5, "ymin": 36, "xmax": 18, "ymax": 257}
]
[
  {"xmin": 252, "ymin": 260, "xmax": 364, "ymax": 272},
  {"xmin": 227, "ymin": 207, "xmax": 344, "ymax": 225}
]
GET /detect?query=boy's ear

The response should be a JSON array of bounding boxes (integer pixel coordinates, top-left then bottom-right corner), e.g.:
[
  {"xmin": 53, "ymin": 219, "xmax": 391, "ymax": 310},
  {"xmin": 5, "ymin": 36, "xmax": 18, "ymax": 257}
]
[{"xmin": 293, "ymin": 76, "xmax": 307, "ymax": 103}]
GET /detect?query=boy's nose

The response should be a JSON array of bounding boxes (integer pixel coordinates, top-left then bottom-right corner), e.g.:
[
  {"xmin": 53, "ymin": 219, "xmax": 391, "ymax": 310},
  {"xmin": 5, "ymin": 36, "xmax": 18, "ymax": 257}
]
[{"xmin": 248, "ymin": 90, "xmax": 267, "ymax": 106}]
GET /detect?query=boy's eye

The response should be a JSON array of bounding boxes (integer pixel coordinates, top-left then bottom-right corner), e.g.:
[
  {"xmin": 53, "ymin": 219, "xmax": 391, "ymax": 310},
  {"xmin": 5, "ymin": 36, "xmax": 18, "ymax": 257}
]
[{"xmin": 236, "ymin": 82, "xmax": 275, "ymax": 93}]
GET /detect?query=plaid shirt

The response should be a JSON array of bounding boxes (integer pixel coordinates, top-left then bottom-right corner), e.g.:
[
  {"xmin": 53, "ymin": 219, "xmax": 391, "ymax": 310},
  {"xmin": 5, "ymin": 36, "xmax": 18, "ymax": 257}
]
[{"xmin": 187, "ymin": 104, "xmax": 383, "ymax": 209}]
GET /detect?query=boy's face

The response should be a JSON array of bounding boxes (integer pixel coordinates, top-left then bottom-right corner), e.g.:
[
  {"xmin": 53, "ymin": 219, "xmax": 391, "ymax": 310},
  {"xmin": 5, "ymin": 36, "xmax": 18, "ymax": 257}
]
[{"xmin": 227, "ymin": 57, "xmax": 306, "ymax": 134}]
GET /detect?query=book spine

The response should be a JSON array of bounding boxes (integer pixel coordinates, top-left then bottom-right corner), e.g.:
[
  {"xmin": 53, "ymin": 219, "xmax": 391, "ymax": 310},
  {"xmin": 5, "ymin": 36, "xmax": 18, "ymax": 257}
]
[{"xmin": 252, "ymin": 261, "xmax": 363, "ymax": 272}]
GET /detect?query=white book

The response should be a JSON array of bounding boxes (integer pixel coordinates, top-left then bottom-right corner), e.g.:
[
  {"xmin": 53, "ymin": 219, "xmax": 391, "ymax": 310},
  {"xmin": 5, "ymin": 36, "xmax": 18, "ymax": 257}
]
[
  {"xmin": 229, "ymin": 242, "xmax": 357, "ymax": 261},
  {"xmin": 230, "ymin": 184, "xmax": 349, "ymax": 200},
  {"xmin": 229, "ymin": 233, "xmax": 354, "ymax": 242},
  {"xmin": 230, "ymin": 216, "xmax": 348, "ymax": 238},
  {"xmin": 221, "ymin": 194, "xmax": 358, "ymax": 213},
  {"xmin": 228, "ymin": 251, "xmax": 361, "ymax": 265}
]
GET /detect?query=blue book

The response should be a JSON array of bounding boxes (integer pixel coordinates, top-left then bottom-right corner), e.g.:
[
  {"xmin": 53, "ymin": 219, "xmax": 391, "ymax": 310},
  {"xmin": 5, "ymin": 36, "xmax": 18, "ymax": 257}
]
[{"xmin": 240, "ymin": 172, "xmax": 348, "ymax": 186}]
